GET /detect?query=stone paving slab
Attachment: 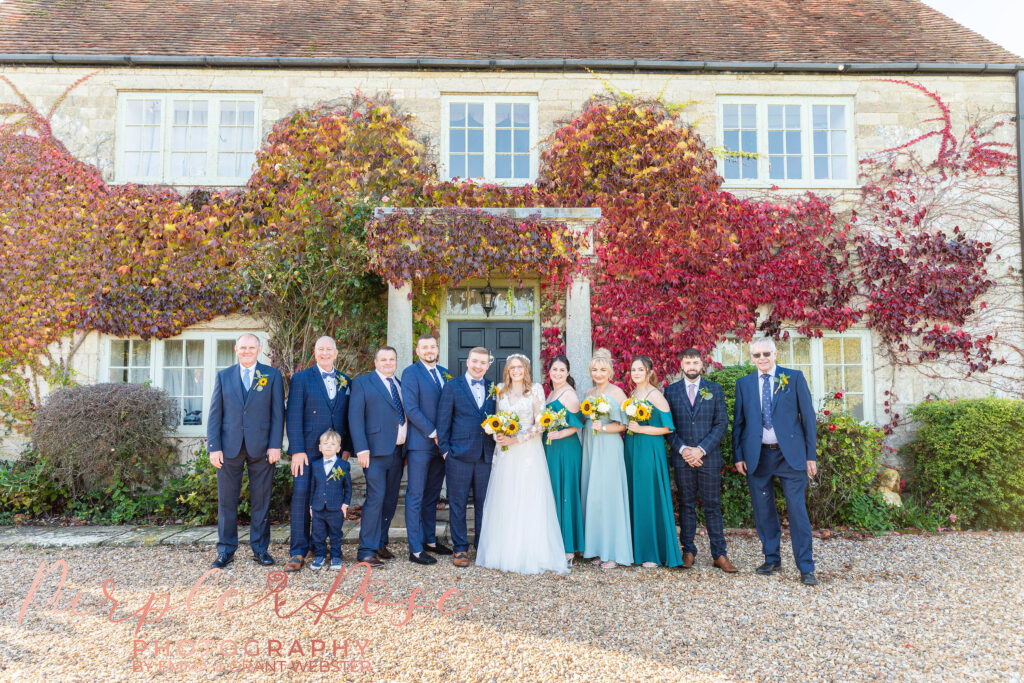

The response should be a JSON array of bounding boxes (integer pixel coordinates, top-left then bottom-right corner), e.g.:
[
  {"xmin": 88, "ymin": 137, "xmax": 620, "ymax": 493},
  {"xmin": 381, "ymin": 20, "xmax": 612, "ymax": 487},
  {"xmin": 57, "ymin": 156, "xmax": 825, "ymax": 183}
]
[
  {"xmin": 101, "ymin": 526, "xmax": 185, "ymax": 547},
  {"xmin": 160, "ymin": 525, "xmax": 218, "ymax": 545},
  {"xmin": 0, "ymin": 525, "xmax": 130, "ymax": 548}
]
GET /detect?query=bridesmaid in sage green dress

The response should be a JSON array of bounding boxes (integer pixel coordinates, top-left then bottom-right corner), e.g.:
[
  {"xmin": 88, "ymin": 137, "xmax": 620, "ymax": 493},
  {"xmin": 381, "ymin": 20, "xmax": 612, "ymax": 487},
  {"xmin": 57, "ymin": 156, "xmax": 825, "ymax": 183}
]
[
  {"xmin": 623, "ymin": 355, "xmax": 683, "ymax": 568},
  {"xmin": 580, "ymin": 349, "xmax": 633, "ymax": 569},
  {"xmin": 543, "ymin": 355, "xmax": 585, "ymax": 564}
]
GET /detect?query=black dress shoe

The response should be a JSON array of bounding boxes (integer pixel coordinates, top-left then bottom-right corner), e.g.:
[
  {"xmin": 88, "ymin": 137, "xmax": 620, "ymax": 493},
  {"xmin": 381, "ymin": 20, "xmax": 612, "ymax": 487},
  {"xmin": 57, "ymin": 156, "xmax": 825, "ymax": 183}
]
[
  {"xmin": 801, "ymin": 571, "xmax": 819, "ymax": 586},
  {"xmin": 211, "ymin": 553, "xmax": 234, "ymax": 569},
  {"xmin": 409, "ymin": 552, "xmax": 438, "ymax": 565},
  {"xmin": 376, "ymin": 546, "xmax": 395, "ymax": 560},
  {"xmin": 358, "ymin": 555, "xmax": 385, "ymax": 569},
  {"xmin": 253, "ymin": 551, "xmax": 275, "ymax": 566},
  {"xmin": 424, "ymin": 541, "xmax": 453, "ymax": 556},
  {"xmin": 755, "ymin": 561, "xmax": 782, "ymax": 575}
]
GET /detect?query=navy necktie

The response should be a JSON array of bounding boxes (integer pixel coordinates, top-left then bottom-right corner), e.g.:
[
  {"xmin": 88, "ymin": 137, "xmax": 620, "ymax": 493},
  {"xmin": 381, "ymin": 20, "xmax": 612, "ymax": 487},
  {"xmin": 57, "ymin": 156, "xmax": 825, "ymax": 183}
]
[
  {"xmin": 386, "ymin": 376, "xmax": 406, "ymax": 426},
  {"xmin": 761, "ymin": 374, "xmax": 774, "ymax": 430},
  {"xmin": 430, "ymin": 368, "xmax": 442, "ymax": 390}
]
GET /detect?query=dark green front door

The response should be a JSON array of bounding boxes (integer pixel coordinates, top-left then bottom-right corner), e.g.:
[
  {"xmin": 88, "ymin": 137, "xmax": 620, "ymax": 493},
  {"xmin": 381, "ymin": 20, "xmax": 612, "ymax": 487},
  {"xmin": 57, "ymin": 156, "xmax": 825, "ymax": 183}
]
[{"xmin": 447, "ymin": 321, "xmax": 533, "ymax": 383}]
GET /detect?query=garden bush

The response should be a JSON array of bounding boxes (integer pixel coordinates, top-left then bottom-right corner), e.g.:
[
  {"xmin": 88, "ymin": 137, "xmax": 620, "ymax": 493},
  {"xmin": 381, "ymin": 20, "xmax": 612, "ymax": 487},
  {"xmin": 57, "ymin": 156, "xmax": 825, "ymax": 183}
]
[
  {"xmin": 32, "ymin": 382, "xmax": 179, "ymax": 496},
  {"xmin": 0, "ymin": 450, "xmax": 68, "ymax": 520},
  {"xmin": 904, "ymin": 398, "xmax": 1024, "ymax": 530}
]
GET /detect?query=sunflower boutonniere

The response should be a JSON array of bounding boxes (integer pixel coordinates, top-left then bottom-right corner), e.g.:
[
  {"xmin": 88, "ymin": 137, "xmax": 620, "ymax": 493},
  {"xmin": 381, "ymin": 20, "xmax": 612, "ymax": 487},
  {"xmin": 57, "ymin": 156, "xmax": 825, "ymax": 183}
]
[
  {"xmin": 442, "ymin": 370, "xmax": 453, "ymax": 382},
  {"xmin": 774, "ymin": 372, "xmax": 790, "ymax": 395},
  {"xmin": 335, "ymin": 371, "xmax": 348, "ymax": 389},
  {"xmin": 327, "ymin": 467, "xmax": 347, "ymax": 483},
  {"xmin": 699, "ymin": 387, "xmax": 713, "ymax": 401},
  {"xmin": 487, "ymin": 383, "xmax": 499, "ymax": 399},
  {"xmin": 253, "ymin": 367, "xmax": 269, "ymax": 392}
]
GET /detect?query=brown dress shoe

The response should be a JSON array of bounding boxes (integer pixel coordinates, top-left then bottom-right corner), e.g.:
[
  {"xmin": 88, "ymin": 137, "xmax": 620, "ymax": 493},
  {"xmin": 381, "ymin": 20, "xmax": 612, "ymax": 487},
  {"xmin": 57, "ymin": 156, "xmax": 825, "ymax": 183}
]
[
  {"xmin": 682, "ymin": 552, "xmax": 695, "ymax": 569},
  {"xmin": 452, "ymin": 552, "xmax": 470, "ymax": 567},
  {"xmin": 713, "ymin": 555, "xmax": 739, "ymax": 573},
  {"xmin": 283, "ymin": 555, "xmax": 304, "ymax": 572},
  {"xmin": 376, "ymin": 546, "xmax": 395, "ymax": 560},
  {"xmin": 359, "ymin": 555, "xmax": 385, "ymax": 569}
]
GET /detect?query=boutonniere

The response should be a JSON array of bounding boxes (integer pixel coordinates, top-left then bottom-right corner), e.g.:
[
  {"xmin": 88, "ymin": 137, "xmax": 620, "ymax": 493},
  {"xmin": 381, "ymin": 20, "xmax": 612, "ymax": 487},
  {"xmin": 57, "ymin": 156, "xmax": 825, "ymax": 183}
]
[
  {"xmin": 253, "ymin": 368, "xmax": 268, "ymax": 392},
  {"xmin": 335, "ymin": 371, "xmax": 348, "ymax": 388},
  {"xmin": 774, "ymin": 373, "xmax": 790, "ymax": 395},
  {"xmin": 327, "ymin": 467, "xmax": 346, "ymax": 482},
  {"xmin": 487, "ymin": 383, "xmax": 498, "ymax": 398},
  {"xmin": 443, "ymin": 370, "xmax": 453, "ymax": 382},
  {"xmin": 699, "ymin": 387, "xmax": 712, "ymax": 401}
]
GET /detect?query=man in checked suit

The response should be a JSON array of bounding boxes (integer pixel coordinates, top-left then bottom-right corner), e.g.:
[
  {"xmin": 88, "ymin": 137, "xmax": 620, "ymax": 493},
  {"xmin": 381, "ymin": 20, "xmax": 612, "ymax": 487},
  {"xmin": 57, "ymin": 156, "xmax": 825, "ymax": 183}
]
[
  {"xmin": 665, "ymin": 348, "xmax": 736, "ymax": 573},
  {"xmin": 733, "ymin": 337, "xmax": 819, "ymax": 586},
  {"xmin": 283, "ymin": 335, "xmax": 353, "ymax": 572},
  {"xmin": 206, "ymin": 333, "xmax": 284, "ymax": 569},
  {"xmin": 348, "ymin": 346, "xmax": 407, "ymax": 569}
]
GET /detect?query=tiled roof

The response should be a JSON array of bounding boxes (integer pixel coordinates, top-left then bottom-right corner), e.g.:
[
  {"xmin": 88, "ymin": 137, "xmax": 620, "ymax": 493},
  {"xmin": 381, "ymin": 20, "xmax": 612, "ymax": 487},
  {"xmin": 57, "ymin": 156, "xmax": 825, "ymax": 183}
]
[{"xmin": 0, "ymin": 0, "xmax": 1019, "ymax": 64}]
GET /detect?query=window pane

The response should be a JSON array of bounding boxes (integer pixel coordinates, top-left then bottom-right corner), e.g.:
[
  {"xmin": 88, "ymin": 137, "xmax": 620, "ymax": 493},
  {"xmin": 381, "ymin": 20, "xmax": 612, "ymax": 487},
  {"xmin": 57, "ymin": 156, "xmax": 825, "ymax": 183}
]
[
  {"xmin": 843, "ymin": 337, "xmax": 861, "ymax": 364},
  {"xmin": 446, "ymin": 287, "xmax": 468, "ymax": 315},
  {"xmin": 845, "ymin": 366, "xmax": 863, "ymax": 393},
  {"xmin": 468, "ymin": 154, "xmax": 484, "ymax": 178},
  {"xmin": 134, "ymin": 340, "xmax": 151, "ymax": 366},
  {"xmin": 513, "ymin": 104, "xmax": 529, "ymax": 126},
  {"xmin": 111, "ymin": 340, "xmax": 129, "ymax": 366},
  {"xmin": 830, "ymin": 105, "xmax": 845, "ymax": 128},
  {"xmin": 467, "ymin": 129, "xmax": 484, "ymax": 154},
  {"xmin": 163, "ymin": 369, "xmax": 182, "ymax": 396},
  {"xmin": 450, "ymin": 129, "xmax": 465, "ymax": 153},
  {"xmin": 109, "ymin": 368, "xmax": 128, "ymax": 383},
  {"xmin": 740, "ymin": 104, "xmax": 756, "ymax": 128},
  {"xmin": 724, "ymin": 130, "xmax": 738, "ymax": 151},
  {"xmin": 495, "ymin": 103, "xmax": 511, "ymax": 127},
  {"xmin": 813, "ymin": 130, "xmax": 827, "ymax": 155},
  {"xmin": 185, "ymin": 368, "xmax": 204, "ymax": 395},
  {"xmin": 741, "ymin": 157, "xmax": 757, "ymax": 179},
  {"xmin": 741, "ymin": 131, "xmax": 756, "ymax": 153},
  {"xmin": 769, "ymin": 158, "xmax": 784, "ymax": 180},
  {"xmin": 513, "ymin": 129, "xmax": 529, "ymax": 154},
  {"xmin": 217, "ymin": 340, "xmax": 235, "ymax": 368},
  {"xmin": 495, "ymin": 155, "xmax": 511, "ymax": 178},
  {"xmin": 793, "ymin": 337, "xmax": 811, "ymax": 364},
  {"xmin": 767, "ymin": 105, "xmax": 783, "ymax": 129},
  {"xmin": 785, "ymin": 105, "xmax": 800, "ymax": 129},
  {"xmin": 824, "ymin": 365, "xmax": 843, "ymax": 391},
  {"xmin": 513, "ymin": 155, "xmax": 529, "ymax": 178},
  {"xmin": 768, "ymin": 130, "xmax": 783, "ymax": 155},
  {"xmin": 449, "ymin": 103, "xmax": 465, "ymax": 126},
  {"xmin": 814, "ymin": 156, "xmax": 829, "ymax": 179},
  {"xmin": 165, "ymin": 340, "xmax": 183, "ymax": 366},
  {"xmin": 823, "ymin": 337, "xmax": 841, "ymax": 364},
  {"xmin": 785, "ymin": 130, "xmax": 801, "ymax": 153},
  {"xmin": 183, "ymin": 397, "xmax": 203, "ymax": 426},
  {"xmin": 846, "ymin": 394, "xmax": 864, "ymax": 420},
  {"xmin": 185, "ymin": 339, "xmax": 203, "ymax": 365},
  {"xmin": 467, "ymin": 103, "xmax": 484, "ymax": 127},
  {"xmin": 130, "ymin": 368, "xmax": 151, "ymax": 384},
  {"xmin": 787, "ymin": 157, "xmax": 802, "ymax": 179},
  {"xmin": 238, "ymin": 103, "xmax": 255, "ymax": 126},
  {"xmin": 831, "ymin": 156, "xmax": 847, "ymax": 179},
  {"xmin": 450, "ymin": 156, "xmax": 466, "ymax": 179},
  {"xmin": 723, "ymin": 104, "xmax": 738, "ymax": 129},
  {"xmin": 812, "ymin": 105, "xmax": 828, "ymax": 129},
  {"xmin": 830, "ymin": 131, "xmax": 847, "ymax": 155},
  {"xmin": 496, "ymin": 129, "xmax": 511, "ymax": 154},
  {"xmin": 724, "ymin": 157, "xmax": 739, "ymax": 180}
]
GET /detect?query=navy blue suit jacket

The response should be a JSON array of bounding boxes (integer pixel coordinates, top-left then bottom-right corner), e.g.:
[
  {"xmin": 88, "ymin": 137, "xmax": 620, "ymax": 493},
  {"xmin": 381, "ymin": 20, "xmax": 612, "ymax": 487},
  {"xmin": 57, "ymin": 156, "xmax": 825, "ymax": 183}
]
[
  {"xmin": 732, "ymin": 366, "xmax": 817, "ymax": 472},
  {"xmin": 347, "ymin": 372, "xmax": 405, "ymax": 457},
  {"xmin": 310, "ymin": 459, "xmax": 353, "ymax": 512},
  {"xmin": 665, "ymin": 377, "xmax": 728, "ymax": 468},
  {"xmin": 436, "ymin": 375, "xmax": 496, "ymax": 464},
  {"xmin": 206, "ymin": 362, "xmax": 284, "ymax": 459},
  {"xmin": 285, "ymin": 365, "xmax": 353, "ymax": 460},
  {"xmin": 401, "ymin": 361, "xmax": 449, "ymax": 452}
]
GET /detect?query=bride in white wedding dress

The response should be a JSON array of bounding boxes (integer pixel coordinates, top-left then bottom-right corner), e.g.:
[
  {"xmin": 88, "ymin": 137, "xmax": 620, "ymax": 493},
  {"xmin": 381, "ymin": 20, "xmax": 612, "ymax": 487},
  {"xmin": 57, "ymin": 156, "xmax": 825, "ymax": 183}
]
[{"xmin": 475, "ymin": 354, "xmax": 570, "ymax": 575}]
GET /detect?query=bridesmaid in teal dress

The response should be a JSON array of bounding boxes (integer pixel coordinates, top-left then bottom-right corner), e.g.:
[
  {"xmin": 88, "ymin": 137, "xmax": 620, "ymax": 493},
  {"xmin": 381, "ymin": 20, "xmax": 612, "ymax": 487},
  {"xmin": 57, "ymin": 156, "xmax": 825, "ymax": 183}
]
[
  {"xmin": 543, "ymin": 355, "xmax": 585, "ymax": 564},
  {"xmin": 580, "ymin": 348, "xmax": 633, "ymax": 569},
  {"xmin": 624, "ymin": 355, "xmax": 684, "ymax": 568}
]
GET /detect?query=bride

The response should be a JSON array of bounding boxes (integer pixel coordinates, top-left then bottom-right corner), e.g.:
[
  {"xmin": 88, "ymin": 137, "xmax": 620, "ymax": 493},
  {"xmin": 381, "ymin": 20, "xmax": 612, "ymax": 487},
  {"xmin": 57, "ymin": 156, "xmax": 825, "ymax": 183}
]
[{"xmin": 475, "ymin": 354, "xmax": 570, "ymax": 575}]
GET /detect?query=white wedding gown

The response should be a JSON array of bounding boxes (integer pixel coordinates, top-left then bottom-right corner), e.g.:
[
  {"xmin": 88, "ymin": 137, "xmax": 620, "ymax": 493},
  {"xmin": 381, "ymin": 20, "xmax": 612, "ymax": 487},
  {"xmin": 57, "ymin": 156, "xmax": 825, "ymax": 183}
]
[{"xmin": 476, "ymin": 383, "xmax": 570, "ymax": 574}]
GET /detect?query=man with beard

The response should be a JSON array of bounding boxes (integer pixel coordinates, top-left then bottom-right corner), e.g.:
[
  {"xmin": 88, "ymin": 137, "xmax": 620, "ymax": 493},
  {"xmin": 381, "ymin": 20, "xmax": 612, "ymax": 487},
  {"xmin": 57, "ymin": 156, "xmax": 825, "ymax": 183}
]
[{"xmin": 665, "ymin": 348, "xmax": 735, "ymax": 573}]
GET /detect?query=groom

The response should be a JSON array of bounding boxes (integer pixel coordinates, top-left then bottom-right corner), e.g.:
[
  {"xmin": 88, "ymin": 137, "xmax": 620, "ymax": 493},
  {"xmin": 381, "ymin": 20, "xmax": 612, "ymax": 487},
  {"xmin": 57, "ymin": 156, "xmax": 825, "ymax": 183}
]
[{"xmin": 436, "ymin": 347, "xmax": 496, "ymax": 568}]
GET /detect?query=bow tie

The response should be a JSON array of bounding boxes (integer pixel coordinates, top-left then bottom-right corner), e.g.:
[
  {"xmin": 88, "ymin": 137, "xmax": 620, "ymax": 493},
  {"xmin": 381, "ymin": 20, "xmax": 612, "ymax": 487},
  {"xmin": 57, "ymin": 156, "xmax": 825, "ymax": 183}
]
[
  {"xmin": 321, "ymin": 370, "xmax": 334, "ymax": 379},
  {"xmin": 323, "ymin": 458, "xmax": 336, "ymax": 468},
  {"xmin": 471, "ymin": 379, "xmax": 484, "ymax": 387}
]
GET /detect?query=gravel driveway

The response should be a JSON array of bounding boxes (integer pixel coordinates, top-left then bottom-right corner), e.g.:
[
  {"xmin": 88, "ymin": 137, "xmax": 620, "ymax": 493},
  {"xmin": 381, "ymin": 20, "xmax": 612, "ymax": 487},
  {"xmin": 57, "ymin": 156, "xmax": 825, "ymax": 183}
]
[{"xmin": 2, "ymin": 532, "xmax": 1022, "ymax": 681}]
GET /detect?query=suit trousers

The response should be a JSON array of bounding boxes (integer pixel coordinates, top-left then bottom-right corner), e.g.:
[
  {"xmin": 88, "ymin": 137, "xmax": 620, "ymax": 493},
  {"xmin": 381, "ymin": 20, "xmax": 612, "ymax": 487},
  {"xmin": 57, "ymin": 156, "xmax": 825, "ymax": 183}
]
[
  {"xmin": 674, "ymin": 459, "xmax": 727, "ymax": 559},
  {"xmin": 380, "ymin": 447, "xmax": 405, "ymax": 546},
  {"xmin": 357, "ymin": 445, "xmax": 403, "ymax": 560},
  {"xmin": 311, "ymin": 507, "xmax": 344, "ymax": 560},
  {"xmin": 747, "ymin": 445, "xmax": 815, "ymax": 573},
  {"xmin": 405, "ymin": 447, "xmax": 446, "ymax": 554},
  {"xmin": 445, "ymin": 455, "xmax": 491, "ymax": 553},
  {"xmin": 288, "ymin": 456, "xmax": 318, "ymax": 558},
  {"xmin": 216, "ymin": 441, "xmax": 273, "ymax": 556}
]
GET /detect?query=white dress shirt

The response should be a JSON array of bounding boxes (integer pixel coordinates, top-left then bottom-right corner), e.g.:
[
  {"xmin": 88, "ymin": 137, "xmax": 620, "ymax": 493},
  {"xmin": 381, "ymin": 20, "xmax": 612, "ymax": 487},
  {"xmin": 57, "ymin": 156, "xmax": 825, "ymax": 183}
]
[
  {"xmin": 239, "ymin": 362, "xmax": 257, "ymax": 390},
  {"xmin": 318, "ymin": 364, "xmax": 337, "ymax": 400},
  {"xmin": 466, "ymin": 372, "xmax": 485, "ymax": 408},
  {"xmin": 680, "ymin": 378, "xmax": 706, "ymax": 455},
  {"xmin": 375, "ymin": 370, "xmax": 407, "ymax": 446},
  {"xmin": 758, "ymin": 366, "xmax": 779, "ymax": 445},
  {"xmin": 323, "ymin": 456, "xmax": 336, "ymax": 475}
]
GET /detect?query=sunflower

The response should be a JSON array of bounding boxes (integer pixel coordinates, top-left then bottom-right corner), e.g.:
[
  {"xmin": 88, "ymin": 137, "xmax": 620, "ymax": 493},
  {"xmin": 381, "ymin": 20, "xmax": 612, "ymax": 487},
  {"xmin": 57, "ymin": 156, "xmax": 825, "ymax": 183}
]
[
  {"xmin": 580, "ymin": 399, "xmax": 595, "ymax": 416},
  {"xmin": 504, "ymin": 421, "xmax": 520, "ymax": 435},
  {"xmin": 635, "ymin": 404, "xmax": 652, "ymax": 421},
  {"xmin": 258, "ymin": 377, "xmax": 268, "ymax": 386},
  {"xmin": 483, "ymin": 416, "xmax": 503, "ymax": 432},
  {"xmin": 538, "ymin": 412, "xmax": 554, "ymax": 428}
]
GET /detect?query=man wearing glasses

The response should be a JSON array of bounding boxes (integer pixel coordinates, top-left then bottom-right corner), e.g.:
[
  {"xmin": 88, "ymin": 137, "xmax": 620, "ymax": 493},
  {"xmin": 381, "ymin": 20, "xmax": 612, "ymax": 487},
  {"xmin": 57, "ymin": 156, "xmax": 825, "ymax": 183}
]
[{"xmin": 732, "ymin": 338, "xmax": 819, "ymax": 585}]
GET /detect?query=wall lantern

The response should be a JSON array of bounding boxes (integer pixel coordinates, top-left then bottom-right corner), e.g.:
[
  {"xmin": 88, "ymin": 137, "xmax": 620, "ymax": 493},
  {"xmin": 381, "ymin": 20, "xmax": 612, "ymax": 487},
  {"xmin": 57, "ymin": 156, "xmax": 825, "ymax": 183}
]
[{"xmin": 480, "ymin": 280, "xmax": 497, "ymax": 317}]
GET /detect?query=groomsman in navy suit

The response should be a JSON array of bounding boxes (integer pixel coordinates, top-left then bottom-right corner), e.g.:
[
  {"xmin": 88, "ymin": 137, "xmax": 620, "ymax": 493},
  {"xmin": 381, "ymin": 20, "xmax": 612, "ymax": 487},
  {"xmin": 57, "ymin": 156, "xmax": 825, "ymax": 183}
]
[
  {"xmin": 436, "ymin": 347, "xmax": 496, "ymax": 568},
  {"xmin": 206, "ymin": 333, "xmax": 284, "ymax": 569},
  {"xmin": 283, "ymin": 336, "xmax": 353, "ymax": 572},
  {"xmin": 401, "ymin": 334, "xmax": 453, "ymax": 565},
  {"xmin": 733, "ymin": 338, "xmax": 819, "ymax": 585},
  {"xmin": 665, "ymin": 348, "xmax": 736, "ymax": 573},
  {"xmin": 348, "ymin": 346, "xmax": 407, "ymax": 569}
]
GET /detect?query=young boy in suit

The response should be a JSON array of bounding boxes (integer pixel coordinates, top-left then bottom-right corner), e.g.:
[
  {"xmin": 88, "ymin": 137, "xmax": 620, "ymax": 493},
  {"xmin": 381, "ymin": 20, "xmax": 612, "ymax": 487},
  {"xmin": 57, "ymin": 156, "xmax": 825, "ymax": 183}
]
[{"xmin": 309, "ymin": 429, "xmax": 352, "ymax": 570}]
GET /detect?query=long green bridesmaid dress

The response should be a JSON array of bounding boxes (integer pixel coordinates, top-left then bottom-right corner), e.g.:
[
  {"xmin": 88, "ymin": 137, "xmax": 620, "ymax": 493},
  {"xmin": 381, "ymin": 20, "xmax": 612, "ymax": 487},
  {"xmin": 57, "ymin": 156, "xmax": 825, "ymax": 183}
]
[
  {"xmin": 624, "ymin": 406, "xmax": 684, "ymax": 567},
  {"xmin": 543, "ymin": 398, "xmax": 585, "ymax": 554}
]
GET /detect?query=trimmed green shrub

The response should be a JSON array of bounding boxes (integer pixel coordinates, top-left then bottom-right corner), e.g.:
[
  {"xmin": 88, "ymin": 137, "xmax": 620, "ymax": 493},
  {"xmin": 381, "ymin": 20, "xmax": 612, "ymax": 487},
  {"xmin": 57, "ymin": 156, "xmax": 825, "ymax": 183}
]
[
  {"xmin": 904, "ymin": 398, "xmax": 1024, "ymax": 530},
  {"xmin": 0, "ymin": 451, "xmax": 68, "ymax": 518}
]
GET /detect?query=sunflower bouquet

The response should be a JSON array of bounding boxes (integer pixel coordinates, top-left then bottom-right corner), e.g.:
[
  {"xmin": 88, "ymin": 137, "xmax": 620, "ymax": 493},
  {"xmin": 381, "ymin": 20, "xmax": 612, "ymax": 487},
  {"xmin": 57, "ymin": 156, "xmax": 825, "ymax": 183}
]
[
  {"xmin": 538, "ymin": 407, "xmax": 569, "ymax": 445},
  {"xmin": 622, "ymin": 397, "xmax": 653, "ymax": 435},
  {"xmin": 482, "ymin": 410, "xmax": 521, "ymax": 451},
  {"xmin": 580, "ymin": 395, "xmax": 612, "ymax": 433}
]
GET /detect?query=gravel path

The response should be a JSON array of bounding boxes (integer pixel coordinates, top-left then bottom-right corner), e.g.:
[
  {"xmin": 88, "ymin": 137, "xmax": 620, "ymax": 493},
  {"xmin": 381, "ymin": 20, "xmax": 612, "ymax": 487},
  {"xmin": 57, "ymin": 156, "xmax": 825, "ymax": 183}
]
[{"xmin": 2, "ymin": 532, "xmax": 1022, "ymax": 681}]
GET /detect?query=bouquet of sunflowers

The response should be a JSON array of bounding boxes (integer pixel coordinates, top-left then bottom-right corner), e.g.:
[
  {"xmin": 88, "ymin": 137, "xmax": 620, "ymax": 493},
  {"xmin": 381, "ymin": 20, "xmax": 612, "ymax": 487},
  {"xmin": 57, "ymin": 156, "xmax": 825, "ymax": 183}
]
[
  {"xmin": 580, "ymin": 395, "xmax": 612, "ymax": 433},
  {"xmin": 482, "ymin": 410, "xmax": 521, "ymax": 451},
  {"xmin": 538, "ymin": 407, "xmax": 569, "ymax": 445},
  {"xmin": 621, "ymin": 397, "xmax": 653, "ymax": 435}
]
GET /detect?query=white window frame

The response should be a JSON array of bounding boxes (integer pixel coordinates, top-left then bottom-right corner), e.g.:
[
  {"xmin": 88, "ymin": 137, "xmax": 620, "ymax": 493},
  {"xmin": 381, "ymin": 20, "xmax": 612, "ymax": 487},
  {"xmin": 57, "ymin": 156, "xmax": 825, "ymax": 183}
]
[
  {"xmin": 115, "ymin": 92, "xmax": 262, "ymax": 186},
  {"xmin": 98, "ymin": 331, "xmax": 269, "ymax": 437},
  {"xmin": 712, "ymin": 329, "xmax": 874, "ymax": 423},
  {"xmin": 716, "ymin": 96, "xmax": 857, "ymax": 190},
  {"xmin": 440, "ymin": 95, "xmax": 539, "ymax": 185}
]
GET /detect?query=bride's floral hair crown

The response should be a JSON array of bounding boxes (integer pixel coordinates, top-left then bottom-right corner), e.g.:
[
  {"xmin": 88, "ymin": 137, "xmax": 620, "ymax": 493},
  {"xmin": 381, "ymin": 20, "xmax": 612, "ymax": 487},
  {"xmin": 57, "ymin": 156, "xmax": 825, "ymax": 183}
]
[
  {"xmin": 507, "ymin": 353, "xmax": 530, "ymax": 363},
  {"xmin": 500, "ymin": 354, "xmax": 534, "ymax": 397}
]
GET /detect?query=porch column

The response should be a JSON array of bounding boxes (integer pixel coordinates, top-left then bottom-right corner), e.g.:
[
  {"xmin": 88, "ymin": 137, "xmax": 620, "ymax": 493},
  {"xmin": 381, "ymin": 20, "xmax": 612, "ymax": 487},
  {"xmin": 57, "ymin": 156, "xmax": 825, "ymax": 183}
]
[
  {"xmin": 565, "ymin": 275, "xmax": 593, "ymax": 394},
  {"xmin": 387, "ymin": 282, "xmax": 414, "ymax": 374}
]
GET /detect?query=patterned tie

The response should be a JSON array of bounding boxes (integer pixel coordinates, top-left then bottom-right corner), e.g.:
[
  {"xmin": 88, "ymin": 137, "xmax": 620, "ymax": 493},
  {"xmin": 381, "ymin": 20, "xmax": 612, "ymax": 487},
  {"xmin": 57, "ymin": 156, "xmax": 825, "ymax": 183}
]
[
  {"xmin": 761, "ymin": 374, "xmax": 774, "ymax": 430},
  {"xmin": 322, "ymin": 370, "xmax": 336, "ymax": 400},
  {"xmin": 242, "ymin": 368, "xmax": 252, "ymax": 393},
  {"xmin": 688, "ymin": 383, "xmax": 696, "ymax": 406},
  {"xmin": 430, "ymin": 368, "xmax": 443, "ymax": 390},
  {"xmin": 386, "ymin": 376, "xmax": 406, "ymax": 425}
]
